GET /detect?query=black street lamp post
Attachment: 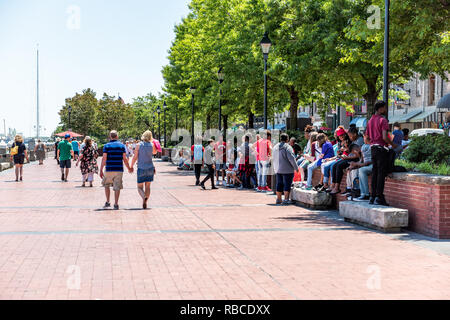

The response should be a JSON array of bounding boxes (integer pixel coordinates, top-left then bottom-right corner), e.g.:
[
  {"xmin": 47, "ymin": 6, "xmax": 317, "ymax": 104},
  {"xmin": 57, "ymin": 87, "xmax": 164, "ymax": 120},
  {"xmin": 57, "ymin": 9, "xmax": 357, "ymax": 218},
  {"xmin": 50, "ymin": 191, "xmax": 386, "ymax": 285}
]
[
  {"xmin": 156, "ymin": 105, "xmax": 161, "ymax": 142},
  {"xmin": 383, "ymin": 0, "xmax": 390, "ymax": 119},
  {"xmin": 152, "ymin": 115, "xmax": 156, "ymax": 133},
  {"xmin": 260, "ymin": 32, "xmax": 272, "ymax": 130},
  {"xmin": 190, "ymin": 87, "xmax": 196, "ymax": 146},
  {"xmin": 217, "ymin": 67, "xmax": 224, "ymax": 134},
  {"xmin": 163, "ymin": 101, "xmax": 167, "ymax": 148}
]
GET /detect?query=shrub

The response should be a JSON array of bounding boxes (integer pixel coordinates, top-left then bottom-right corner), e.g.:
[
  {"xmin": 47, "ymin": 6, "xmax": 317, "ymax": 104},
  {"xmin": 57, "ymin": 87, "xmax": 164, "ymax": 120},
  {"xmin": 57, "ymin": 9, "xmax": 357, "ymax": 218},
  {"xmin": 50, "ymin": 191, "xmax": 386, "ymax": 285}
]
[
  {"xmin": 395, "ymin": 159, "xmax": 450, "ymax": 176},
  {"xmin": 403, "ymin": 134, "xmax": 450, "ymax": 165},
  {"xmin": 437, "ymin": 163, "xmax": 450, "ymax": 176}
]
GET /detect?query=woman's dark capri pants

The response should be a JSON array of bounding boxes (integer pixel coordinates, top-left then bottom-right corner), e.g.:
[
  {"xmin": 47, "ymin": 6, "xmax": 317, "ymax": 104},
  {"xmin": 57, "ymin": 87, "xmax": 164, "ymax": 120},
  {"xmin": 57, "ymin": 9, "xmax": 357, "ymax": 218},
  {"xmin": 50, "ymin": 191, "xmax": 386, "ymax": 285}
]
[
  {"xmin": 331, "ymin": 159, "xmax": 360, "ymax": 184},
  {"xmin": 276, "ymin": 173, "xmax": 295, "ymax": 192}
]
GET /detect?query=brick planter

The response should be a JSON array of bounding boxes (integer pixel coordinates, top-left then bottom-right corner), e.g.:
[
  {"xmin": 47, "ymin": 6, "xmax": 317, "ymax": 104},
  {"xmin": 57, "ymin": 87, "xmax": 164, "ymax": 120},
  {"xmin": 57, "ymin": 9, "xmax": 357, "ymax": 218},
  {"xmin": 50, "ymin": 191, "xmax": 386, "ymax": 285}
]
[{"xmin": 309, "ymin": 169, "xmax": 450, "ymax": 239}]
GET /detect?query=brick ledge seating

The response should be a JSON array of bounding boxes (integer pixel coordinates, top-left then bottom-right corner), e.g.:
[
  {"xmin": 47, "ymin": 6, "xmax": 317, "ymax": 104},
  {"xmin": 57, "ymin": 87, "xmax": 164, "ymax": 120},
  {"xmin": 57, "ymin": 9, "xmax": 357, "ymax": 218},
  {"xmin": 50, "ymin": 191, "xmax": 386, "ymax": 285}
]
[
  {"xmin": 291, "ymin": 187, "xmax": 332, "ymax": 210},
  {"xmin": 339, "ymin": 201, "xmax": 409, "ymax": 233},
  {"xmin": 307, "ymin": 168, "xmax": 450, "ymax": 238}
]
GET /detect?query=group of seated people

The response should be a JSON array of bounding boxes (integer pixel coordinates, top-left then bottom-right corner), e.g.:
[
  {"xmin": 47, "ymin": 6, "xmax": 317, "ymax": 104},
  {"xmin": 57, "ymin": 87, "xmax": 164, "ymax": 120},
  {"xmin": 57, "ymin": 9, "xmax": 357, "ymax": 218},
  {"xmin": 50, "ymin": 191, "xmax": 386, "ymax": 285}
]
[
  {"xmin": 295, "ymin": 122, "xmax": 410, "ymax": 201},
  {"xmin": 174, "ymin": 121, "xmax": 411, "ymax": 200}
]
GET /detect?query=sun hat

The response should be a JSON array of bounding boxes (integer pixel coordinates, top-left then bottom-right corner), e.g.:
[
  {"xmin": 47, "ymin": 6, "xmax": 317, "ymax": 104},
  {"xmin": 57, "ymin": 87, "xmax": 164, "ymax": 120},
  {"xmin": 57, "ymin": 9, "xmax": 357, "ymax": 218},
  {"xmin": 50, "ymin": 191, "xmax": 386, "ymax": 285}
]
[{"xmin": 336, "ymin": 128, "xmax": 347, "ymax": 137}]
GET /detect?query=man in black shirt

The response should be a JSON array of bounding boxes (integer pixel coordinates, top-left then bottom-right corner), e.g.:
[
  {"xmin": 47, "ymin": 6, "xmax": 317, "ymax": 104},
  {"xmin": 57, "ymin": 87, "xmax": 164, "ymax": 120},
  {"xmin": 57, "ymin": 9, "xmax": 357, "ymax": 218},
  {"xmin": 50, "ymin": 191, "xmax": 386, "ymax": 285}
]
[{"xmin": 200, "ymin": 139, "xmax": 218, "ymax": 190}]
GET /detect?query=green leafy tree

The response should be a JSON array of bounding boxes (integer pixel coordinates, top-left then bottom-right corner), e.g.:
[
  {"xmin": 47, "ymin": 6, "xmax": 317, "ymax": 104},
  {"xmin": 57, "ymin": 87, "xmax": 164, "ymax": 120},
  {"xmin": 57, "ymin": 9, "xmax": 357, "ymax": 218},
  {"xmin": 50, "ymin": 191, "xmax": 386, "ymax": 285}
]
[
  {"xmin": 97, "ymin": 93, "xmax": 133, "ymax": 136},
  {"xmin": 58, "ymin": 88, "xmax": 99, "ymax": 136}
]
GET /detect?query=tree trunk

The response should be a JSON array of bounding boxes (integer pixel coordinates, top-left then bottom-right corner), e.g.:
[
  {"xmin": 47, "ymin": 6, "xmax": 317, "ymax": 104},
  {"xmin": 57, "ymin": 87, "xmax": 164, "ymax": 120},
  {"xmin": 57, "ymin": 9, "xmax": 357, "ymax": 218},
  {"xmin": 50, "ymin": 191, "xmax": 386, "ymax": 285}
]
[
  {"xmin": 248, "ymin": 112, "xmax": 254, "ymax": 129},
  {"xmin": 288, "ymin": 86, "xmax": 299, "ymax": 130},
  {"xmin": 363, "ymin": 76, "xmax": 379, "ymax": 119}
]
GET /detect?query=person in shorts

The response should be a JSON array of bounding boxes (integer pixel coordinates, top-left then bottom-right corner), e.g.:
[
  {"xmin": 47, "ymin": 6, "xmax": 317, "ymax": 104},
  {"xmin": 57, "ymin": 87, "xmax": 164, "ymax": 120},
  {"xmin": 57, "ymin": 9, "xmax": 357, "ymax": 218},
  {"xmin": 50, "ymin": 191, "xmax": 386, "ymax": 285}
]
[
  {"xmin": 10, "ymin": 134, "xmax": 29, "ymax": 182},
  {"xmin": 272, "ymin": 133, "xmax": 298, "ymax": 205},
  {"xmin": 71, "ymin": 138, "xmax": 80, "ymax": 161},
  {"xmin": 131, "ymin": 130, "xmax": 157, "ymax": 209},
  {"xmin": 214, "ymin": 135, "xmax": 227, "ymax": 186},
  {"xmin": 57, "ymin": 134, "xmax": 74, "ymax": 182},
  {"xmin": 99, "ymin": 130, "xmax": 133, "ymax": 210}
]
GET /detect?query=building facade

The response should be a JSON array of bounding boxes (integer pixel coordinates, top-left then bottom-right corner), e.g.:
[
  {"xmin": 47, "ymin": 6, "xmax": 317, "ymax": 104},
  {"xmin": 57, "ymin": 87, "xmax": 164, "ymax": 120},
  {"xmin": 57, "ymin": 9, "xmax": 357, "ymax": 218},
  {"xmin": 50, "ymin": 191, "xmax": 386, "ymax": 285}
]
[{"xmin": 273, "ymin": 72, "xmax": 449, "ymax": 132}]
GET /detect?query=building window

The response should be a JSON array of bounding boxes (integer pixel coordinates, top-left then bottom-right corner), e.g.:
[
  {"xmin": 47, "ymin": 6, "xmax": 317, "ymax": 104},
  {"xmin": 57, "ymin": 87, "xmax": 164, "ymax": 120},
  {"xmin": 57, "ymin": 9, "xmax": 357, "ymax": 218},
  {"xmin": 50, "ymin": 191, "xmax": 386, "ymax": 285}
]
[{"xmin": 428, "ymin": 75, "xmax": 436, "ymax": 106}]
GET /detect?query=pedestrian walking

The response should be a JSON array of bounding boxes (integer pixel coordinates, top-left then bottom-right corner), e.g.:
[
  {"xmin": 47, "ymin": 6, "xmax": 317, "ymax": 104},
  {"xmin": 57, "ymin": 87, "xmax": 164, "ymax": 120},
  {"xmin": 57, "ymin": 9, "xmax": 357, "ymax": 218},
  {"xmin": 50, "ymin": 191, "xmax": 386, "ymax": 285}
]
[
  {"xmin": 191, "ymin": 136, "xmax": 204, "ymax": 186},
  {"xmin": 99, "ymin": 130, "xmax": 133, "ymax": 210},
  {"xmin": 272, "ymin": 133, "xmax": 298, "ymax": 205},
  {"xmin": 54, "ymin": 138, "xmax": 61, "ymax": 165},
  {"xmin": 130, "ymin": 130, "xmax": 157, "ymax": 209},
  {"xmin": 76, "ymin": 136, "xmax": 99, "ymax": 187},
  {"xmin": 57, "ymin": 134, "xmax": 74, "ymax": 182},
  {"xmin": 125, "ymin": 141, "xmax": 134, "ymax": 158},
  {"xmin": 71, "ymin": 138, "xmax": 80, "ymax": 161},
  {"xmin": 10, "ymin": 134, "xmax": 29, "ymax": 182},
  {"xmin": 200, "ymin": 139, "xmax": 218, "ymax": 190},
  {"xmin": 34, "ymin": 139, "xmax": 46, "ymax": 165},
  {"xmin": 366, "ymin": 101, "xmax": 398, "ymax": 206}
]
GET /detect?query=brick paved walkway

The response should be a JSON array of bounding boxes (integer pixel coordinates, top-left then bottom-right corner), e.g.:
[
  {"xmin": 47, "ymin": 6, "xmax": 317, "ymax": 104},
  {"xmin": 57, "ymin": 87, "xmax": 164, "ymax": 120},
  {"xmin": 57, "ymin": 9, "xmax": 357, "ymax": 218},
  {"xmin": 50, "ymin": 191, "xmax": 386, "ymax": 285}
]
[{"xmin": 0, "ymin": 159, "xmax": 449, "ymax": 300}]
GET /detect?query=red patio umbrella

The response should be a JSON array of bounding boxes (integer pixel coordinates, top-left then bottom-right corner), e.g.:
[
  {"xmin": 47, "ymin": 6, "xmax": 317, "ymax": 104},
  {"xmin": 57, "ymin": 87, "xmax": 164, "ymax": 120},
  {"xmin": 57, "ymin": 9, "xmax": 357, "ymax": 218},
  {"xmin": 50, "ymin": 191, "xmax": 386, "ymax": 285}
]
[{"xmin": 55, "ymin": 131, "xmax": 83, "ymax": 138}]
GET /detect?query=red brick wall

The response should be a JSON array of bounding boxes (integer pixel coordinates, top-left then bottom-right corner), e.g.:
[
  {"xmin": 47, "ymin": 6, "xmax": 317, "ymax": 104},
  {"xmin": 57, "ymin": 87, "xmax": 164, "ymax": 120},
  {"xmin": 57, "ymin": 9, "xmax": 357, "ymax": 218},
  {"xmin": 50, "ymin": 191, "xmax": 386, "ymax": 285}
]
[{"xmin": 309, "ymin": 169, "xmax": 450, "ymax": 239}]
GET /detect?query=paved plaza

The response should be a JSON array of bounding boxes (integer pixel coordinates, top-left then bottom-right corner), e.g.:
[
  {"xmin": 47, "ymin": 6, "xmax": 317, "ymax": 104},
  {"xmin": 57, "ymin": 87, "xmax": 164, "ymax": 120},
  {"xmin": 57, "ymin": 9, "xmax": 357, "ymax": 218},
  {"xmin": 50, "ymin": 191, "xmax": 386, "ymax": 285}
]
[{"xmin": 0, "ymin": 159, "xmax": 449, "ymax": 300}]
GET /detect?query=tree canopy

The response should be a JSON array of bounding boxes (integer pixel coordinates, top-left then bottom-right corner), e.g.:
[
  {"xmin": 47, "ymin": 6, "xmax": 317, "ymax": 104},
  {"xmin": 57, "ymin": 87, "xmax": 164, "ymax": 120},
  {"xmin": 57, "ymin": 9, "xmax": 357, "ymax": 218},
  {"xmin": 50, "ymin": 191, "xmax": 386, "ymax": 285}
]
[{"xmin": 56, "ymin": 0, "xmax": 449, "ymax": 139}]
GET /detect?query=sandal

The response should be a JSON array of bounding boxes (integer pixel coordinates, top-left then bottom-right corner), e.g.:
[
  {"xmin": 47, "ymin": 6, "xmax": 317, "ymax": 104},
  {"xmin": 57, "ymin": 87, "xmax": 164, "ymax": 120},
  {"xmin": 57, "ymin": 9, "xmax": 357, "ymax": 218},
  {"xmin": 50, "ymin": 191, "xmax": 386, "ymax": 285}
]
[{"xmin": 143, "ymin": 197, "xmax": 148, "ymax": 209}]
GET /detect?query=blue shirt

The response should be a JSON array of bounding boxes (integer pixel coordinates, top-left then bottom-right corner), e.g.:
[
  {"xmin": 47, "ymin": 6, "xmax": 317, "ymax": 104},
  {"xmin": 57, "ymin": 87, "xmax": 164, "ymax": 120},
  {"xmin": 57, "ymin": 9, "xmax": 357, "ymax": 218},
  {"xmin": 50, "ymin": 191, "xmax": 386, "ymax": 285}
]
[
  {"xmin": 137, "ymin": 141, "xmax": 154, "ymax": 170},
  {"xmin": 317, "ymin": 141, "xmax": 334, "ymax": 166},
  {"xmin": 392, "ymin": 129, "xmax": 404, "ymax": 146},
  {"xmin": 103, "ymin": 140, "xmax": 126, "ymax": 172},
  {"xmin": 71, "ymin": 141, "xmax": 79, "ymax": 152}
]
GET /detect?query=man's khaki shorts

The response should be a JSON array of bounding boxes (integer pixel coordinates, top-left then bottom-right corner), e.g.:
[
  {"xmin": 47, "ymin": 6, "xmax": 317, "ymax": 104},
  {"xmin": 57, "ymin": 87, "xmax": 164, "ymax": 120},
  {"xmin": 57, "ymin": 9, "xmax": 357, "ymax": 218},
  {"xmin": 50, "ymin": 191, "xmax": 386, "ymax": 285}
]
[{"xmin": 102, "ymin": 172, "xmax": 124, "ymax": 191}]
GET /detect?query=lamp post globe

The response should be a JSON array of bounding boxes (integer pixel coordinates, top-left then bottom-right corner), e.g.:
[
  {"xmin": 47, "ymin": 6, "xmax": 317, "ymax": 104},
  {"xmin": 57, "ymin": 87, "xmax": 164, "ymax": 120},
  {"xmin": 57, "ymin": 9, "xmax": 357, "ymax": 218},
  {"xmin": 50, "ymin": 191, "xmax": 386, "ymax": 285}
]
[{"xmin": 260, "ymin": 32, "xmax": 272, "ymax": 130}]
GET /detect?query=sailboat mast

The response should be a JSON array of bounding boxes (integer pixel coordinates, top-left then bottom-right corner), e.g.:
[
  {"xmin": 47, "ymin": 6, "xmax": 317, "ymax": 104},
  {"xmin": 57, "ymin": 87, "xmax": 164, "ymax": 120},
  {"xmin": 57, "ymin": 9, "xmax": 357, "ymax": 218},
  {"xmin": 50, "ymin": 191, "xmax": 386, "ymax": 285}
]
[{"xmin": 36, "ymin": 45, "xmax": 40, "ymax": 139}]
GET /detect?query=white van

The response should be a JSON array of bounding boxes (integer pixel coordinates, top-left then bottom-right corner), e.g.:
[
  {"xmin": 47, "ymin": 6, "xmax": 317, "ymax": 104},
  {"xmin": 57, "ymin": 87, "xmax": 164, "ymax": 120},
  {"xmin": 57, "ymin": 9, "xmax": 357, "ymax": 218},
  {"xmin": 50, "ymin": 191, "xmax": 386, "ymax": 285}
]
[{"xmin": 410, "ymin": 128, "xmax": 444, "ymax": 136}]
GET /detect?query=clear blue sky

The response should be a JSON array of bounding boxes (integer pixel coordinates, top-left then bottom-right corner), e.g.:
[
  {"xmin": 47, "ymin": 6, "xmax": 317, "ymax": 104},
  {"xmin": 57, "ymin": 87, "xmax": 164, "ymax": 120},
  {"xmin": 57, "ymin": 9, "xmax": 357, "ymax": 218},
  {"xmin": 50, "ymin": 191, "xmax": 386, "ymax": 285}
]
[{"xmin": 0, "ymin": 0, "xmax": 190, "ymax": 137}]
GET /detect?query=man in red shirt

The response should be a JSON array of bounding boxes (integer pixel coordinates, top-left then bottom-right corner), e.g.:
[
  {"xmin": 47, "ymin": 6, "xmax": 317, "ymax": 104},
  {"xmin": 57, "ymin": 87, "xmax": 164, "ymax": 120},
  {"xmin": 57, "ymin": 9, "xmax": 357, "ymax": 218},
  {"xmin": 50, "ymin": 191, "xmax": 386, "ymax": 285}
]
[{"xmin": 366, "ymin": 101, "xmax": 398, "ymax": 206}]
